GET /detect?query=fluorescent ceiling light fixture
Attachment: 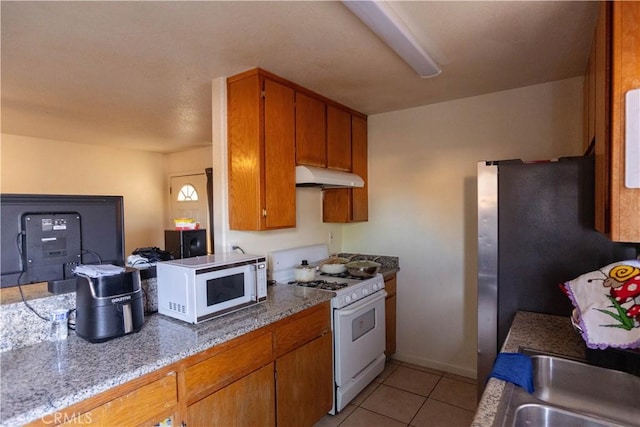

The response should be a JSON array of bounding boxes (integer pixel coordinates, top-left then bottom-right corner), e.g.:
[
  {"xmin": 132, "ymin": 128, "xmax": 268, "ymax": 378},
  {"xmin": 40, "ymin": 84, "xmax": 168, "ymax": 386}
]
[{"xmin": 343, "ymin": 0, "xmax": 441, "ymax": 78}]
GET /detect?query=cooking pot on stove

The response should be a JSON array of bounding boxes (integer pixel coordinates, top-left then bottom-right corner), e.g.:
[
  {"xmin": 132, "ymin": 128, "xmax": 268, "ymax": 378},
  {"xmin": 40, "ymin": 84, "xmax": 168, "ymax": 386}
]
[
  {"xmin": 318, "ymin": 256, "xmax": 350, "ymax": 275},
  {"xmin": 294, "ymin": 260, "xmax": 317, "ymax": 282},
  {"xmin": 345, "ymin": 260, "xmax": 381, "ymax": 278}
]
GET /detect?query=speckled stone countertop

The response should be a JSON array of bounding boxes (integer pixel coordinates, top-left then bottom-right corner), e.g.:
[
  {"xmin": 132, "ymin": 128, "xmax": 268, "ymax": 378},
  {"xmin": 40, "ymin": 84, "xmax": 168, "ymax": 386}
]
[
  {"xmin": 0, "ymin": 284, "xmax": 333, "ymax": 427},
  {"xmin": 472, "ymin": 311, "xmax": 586, "ymax": 427}
]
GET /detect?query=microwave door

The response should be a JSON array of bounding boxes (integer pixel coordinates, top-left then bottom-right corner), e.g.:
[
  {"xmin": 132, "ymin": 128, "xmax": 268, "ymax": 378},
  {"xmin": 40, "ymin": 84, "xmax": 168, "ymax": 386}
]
[{"xmin": 195, "ymin": 264, "xmax": 256, "ymax": 316}]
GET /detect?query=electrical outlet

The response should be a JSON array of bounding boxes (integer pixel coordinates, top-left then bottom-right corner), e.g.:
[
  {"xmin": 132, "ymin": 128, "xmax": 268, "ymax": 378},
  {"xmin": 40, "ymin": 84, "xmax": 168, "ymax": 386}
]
[
  {"xmin": 228, "ymin": 241, "xmax": 238, "ymax": 252},
  {"xmin": 328, "ymin": 232, "xmax": 334, "ymax": 244}
]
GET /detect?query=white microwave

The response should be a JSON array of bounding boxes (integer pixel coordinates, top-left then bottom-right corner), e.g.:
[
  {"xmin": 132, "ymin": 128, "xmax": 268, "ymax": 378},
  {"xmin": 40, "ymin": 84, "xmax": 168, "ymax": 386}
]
[{"xmin": 156, "ymin": 253, "xmax": 267, "ymax": 324}]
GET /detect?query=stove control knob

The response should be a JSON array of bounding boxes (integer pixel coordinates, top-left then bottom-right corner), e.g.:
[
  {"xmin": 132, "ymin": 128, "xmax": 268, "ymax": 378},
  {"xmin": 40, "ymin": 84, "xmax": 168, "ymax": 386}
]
[
  {"xmin": 372, "ymin": 283, "xmax": 379, "ymax": 291},
  {"xmin": 345, "ymin": 295, "xmax": 352, "ymax": 304},
  {"xmin": 351, "ymin": 292, "xmax": 358, "ymax": 301},
  {"xmin": 362, "ymin": 288, "xmax": 369, "ymax": 295}
]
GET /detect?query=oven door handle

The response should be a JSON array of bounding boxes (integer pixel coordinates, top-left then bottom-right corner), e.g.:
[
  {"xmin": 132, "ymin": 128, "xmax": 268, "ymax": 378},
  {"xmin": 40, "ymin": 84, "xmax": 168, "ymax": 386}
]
[{"xmin": 337, "ymin": 290, "xmax": 387, "ymax": 316}]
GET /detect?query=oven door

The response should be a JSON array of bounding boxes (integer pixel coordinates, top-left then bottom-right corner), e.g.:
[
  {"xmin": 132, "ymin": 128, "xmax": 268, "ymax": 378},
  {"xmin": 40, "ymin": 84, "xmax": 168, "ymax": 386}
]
[
  {"xmin": 334, "ymin": 290, "xmax": 387, "ymax": 387},
  {"xmin": 194, "ymin": 264, "xmax": 256, "ymax": 321}
]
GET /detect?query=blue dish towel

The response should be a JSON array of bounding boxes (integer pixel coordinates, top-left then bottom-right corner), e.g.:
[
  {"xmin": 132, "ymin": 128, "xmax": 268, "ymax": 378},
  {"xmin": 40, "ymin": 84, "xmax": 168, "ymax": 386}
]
[{"xmin": 489, "ymin": 353, "xmax": 534, "ymax": 393}]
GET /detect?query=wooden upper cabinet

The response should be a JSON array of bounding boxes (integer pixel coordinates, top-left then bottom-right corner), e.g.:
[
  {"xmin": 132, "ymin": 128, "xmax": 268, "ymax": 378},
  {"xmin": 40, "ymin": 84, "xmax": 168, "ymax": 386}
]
[
  {"xmin": 586, "ymin": 1, "xmax": 640, "ymax": 242},
  {"xmin": 327, "ymin": 105, "xmax": 352, "ymax": 171},
  {"xmin": 323, "ymin": 115, "xmax": 368, "ymax": 223},
  {"xmin": 609, "ymin": 1, "xmax": 640, "ymax": 242},
  {"xmin": 227, "ymin": 70, "xmax": 296, "ymax": 230},
  {"xmin": 295, "ymin": 92, "xmax": 327, "ymax": 167},
  {"xmin": 228, "ymin": 68, "xmax": 368, "ymax": 228}
]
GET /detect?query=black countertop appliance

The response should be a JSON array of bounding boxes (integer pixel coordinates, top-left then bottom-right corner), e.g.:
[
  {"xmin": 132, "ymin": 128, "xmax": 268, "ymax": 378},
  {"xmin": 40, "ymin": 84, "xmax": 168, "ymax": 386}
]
[{"xmin": 76, "ymin": 267, "xmax": 144, "ymax": 343}]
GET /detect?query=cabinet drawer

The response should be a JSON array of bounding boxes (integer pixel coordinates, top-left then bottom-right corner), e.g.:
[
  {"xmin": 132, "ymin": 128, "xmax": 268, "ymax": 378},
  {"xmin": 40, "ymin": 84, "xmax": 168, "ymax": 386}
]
[
  {"xmin": 185, "ymin": 332, "xmax": 273, "ymax": 402},
  {"xmin": 58, "ymin": 372, "xmax": 178, "ymax": 426},
  {"xmin": 274, "ymin": 303, "xmax": 331, "ymax": 358},
  {"xmin": 103, "ymin": 372, "xmax": 177, "ymax": 426}
]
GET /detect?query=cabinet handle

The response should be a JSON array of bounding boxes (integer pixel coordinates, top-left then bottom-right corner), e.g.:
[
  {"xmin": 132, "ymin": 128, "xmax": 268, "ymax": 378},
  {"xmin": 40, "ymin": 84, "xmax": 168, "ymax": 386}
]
[{"xmin": 262, "ymin": 209, "xmax": 267, "ymax": 217}]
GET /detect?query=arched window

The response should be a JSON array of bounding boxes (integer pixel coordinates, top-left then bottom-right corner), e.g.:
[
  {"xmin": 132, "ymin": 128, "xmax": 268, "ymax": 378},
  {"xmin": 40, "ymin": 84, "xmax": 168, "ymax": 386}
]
[{"xmin": 177, "ymin": 184, "xmax": 199, "ymax": 201}]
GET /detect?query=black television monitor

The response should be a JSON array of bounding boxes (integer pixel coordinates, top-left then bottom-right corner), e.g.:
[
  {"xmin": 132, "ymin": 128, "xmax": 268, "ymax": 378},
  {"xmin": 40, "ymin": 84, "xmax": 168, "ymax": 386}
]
[{"xmin": 1, "ymin": 194, "xmax": 125, "ymax": 293}]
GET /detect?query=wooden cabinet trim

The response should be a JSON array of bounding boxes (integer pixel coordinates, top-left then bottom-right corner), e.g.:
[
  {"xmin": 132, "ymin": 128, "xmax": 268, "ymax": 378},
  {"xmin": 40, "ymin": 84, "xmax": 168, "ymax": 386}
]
[{"xmin": 229, "ymin": 68, "xmax": 366, "ymax": 118}]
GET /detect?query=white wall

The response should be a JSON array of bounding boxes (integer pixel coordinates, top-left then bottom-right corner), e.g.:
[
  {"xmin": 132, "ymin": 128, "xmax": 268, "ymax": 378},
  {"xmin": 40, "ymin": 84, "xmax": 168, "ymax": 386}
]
[
  {"xmin": 166, "ymin": 146, "xmax": 213, "ymax": 174},
  {"xmin": 164, "ymin": 146, "xmax": 213, "ymax": 234},
  {"xmin": 0, "ymin": 134, "xmax": 167, "ymax": 256},
  {"xmin": 343, "ymin": 77, "xmax": 585, "ymax": 377}
]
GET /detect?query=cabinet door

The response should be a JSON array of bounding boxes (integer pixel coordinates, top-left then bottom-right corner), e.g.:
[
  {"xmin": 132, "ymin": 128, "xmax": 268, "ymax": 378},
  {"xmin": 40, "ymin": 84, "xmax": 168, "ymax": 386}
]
[
  {"xmin": 187, "ymin": 363, "xmax": 275, "ymax": 427},
  {"xmin": 327, "ymin": 105, "xmax": 352, "ymax": 171},
  {"xmin": 228, "ymin": 73, "xmax": 263, "ymax": 230},
  {"xmin": 296, "ymin": 92, "xmax": 327, "ymax": 167},
  {"xmin": 264, "ymin": 79, "xmax": 296, "ymax": 229},
  {"xmin": 227, "ymin": 72, "xmax": 295, "ymax": 231},
  {"xmin": 323, "ymin": 115, "xmax": 368, "ymax": 223},
  {"xmin": 276, "ymin": 333, "xmax": 333, "ymax": 427},
  {"xmin": 184, "ymin": 332, "xmax": 273, "ymax": 403},
  {"xmin": 609, "ymin": 1, "xmax": 640, "ymax": 242}
]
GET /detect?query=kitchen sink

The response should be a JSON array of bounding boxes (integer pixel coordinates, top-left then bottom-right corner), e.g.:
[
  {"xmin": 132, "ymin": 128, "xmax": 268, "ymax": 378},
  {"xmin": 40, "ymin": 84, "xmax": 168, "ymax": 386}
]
[
  {"xmin": 530, "ymin": 353, "xmax": 640, "ymax": 424},
  {"xmin": 494, "ymin": 350, "xmax": 640, "ymax": 427},
  {"xmin": 513, "ymin": 403, "xmax": 626, "ymax": 427}
]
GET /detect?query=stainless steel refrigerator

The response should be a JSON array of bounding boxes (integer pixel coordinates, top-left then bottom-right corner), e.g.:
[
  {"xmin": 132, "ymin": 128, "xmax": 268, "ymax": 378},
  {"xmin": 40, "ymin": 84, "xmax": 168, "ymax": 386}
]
[{"xmin": 476, "ymin": 156, "xmax": 638, "ymax": 397}]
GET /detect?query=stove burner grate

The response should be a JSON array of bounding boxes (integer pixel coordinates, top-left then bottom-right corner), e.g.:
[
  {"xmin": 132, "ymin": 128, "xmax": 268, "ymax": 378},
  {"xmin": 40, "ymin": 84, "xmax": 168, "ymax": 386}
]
[
  {"xmin": 318, "ymin": 272, "xmax": 368, "ymax": 281},
  {"xmin": 288, "ymin": 279, "xmax": 348, "ymax": 291}
]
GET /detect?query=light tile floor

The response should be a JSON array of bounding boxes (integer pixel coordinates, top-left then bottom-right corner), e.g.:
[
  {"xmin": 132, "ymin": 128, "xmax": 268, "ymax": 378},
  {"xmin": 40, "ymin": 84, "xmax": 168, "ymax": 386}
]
[{"xmin": 315, "ymin": 360, "xmax": 478, "ymax": 427}]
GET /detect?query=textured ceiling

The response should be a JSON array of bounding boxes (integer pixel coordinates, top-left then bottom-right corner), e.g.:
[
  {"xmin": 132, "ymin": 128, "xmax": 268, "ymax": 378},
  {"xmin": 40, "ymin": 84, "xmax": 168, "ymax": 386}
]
[{"xmin": 1, "ymin": 1, "xmax": 598, "ymax": 153}]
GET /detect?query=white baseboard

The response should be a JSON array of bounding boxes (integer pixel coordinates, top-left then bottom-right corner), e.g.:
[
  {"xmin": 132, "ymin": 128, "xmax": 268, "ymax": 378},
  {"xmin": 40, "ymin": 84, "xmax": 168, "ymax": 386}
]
[{"xmin": 390, "ymin": 352, "xmax": 477, "ymax": 380}]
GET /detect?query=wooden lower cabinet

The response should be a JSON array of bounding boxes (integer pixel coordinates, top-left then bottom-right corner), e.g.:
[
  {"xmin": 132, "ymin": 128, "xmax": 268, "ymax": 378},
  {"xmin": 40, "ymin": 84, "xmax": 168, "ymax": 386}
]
[
  {"xmin": 276, "ymin": 333, "xmax": 333, "ymax": 427},
  {"xmin": 35, "ymin": 302, "xmax": 333, "ymax": 427},
  {"xmin": 53, "ymin": 372, "xmax": 178, "ymax": 427},
  {"xmin": 384, "ymin": 275, "xmax": 397, "ymax": 357},
  {"xmin": 187, "ymin": 363, "xmax": 275, "ymax": 427}
]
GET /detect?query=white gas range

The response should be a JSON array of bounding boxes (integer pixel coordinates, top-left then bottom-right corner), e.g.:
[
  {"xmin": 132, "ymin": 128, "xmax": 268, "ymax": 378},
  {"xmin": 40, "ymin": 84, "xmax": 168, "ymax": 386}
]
[{"xmin": 269, "ymin": 244, "xmax": 387, "ymax": 414}]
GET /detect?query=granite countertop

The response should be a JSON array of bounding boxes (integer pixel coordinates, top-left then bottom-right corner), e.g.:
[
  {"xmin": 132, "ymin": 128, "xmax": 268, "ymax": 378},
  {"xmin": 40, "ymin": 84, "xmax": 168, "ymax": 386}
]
[
  {"xmin": 0, "ymin": 284, "xmax": 333, "ymax": 427},
  {"xmin": 472, "ymin": 311, "xmax": 586, "ymax": 427}
]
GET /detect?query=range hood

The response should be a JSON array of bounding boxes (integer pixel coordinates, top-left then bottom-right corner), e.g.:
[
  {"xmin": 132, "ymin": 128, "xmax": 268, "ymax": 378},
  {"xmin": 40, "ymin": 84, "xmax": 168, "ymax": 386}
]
[{"xmin": 295, "ymin": 165, "xmax": 364, "ymax": 188}]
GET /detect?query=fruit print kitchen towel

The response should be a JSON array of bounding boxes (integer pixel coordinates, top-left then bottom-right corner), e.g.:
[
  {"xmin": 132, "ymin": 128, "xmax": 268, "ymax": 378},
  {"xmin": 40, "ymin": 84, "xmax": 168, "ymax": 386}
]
[{"xmin": 564, "ymin": 260, "xmax": 640, "ymax": 350}]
